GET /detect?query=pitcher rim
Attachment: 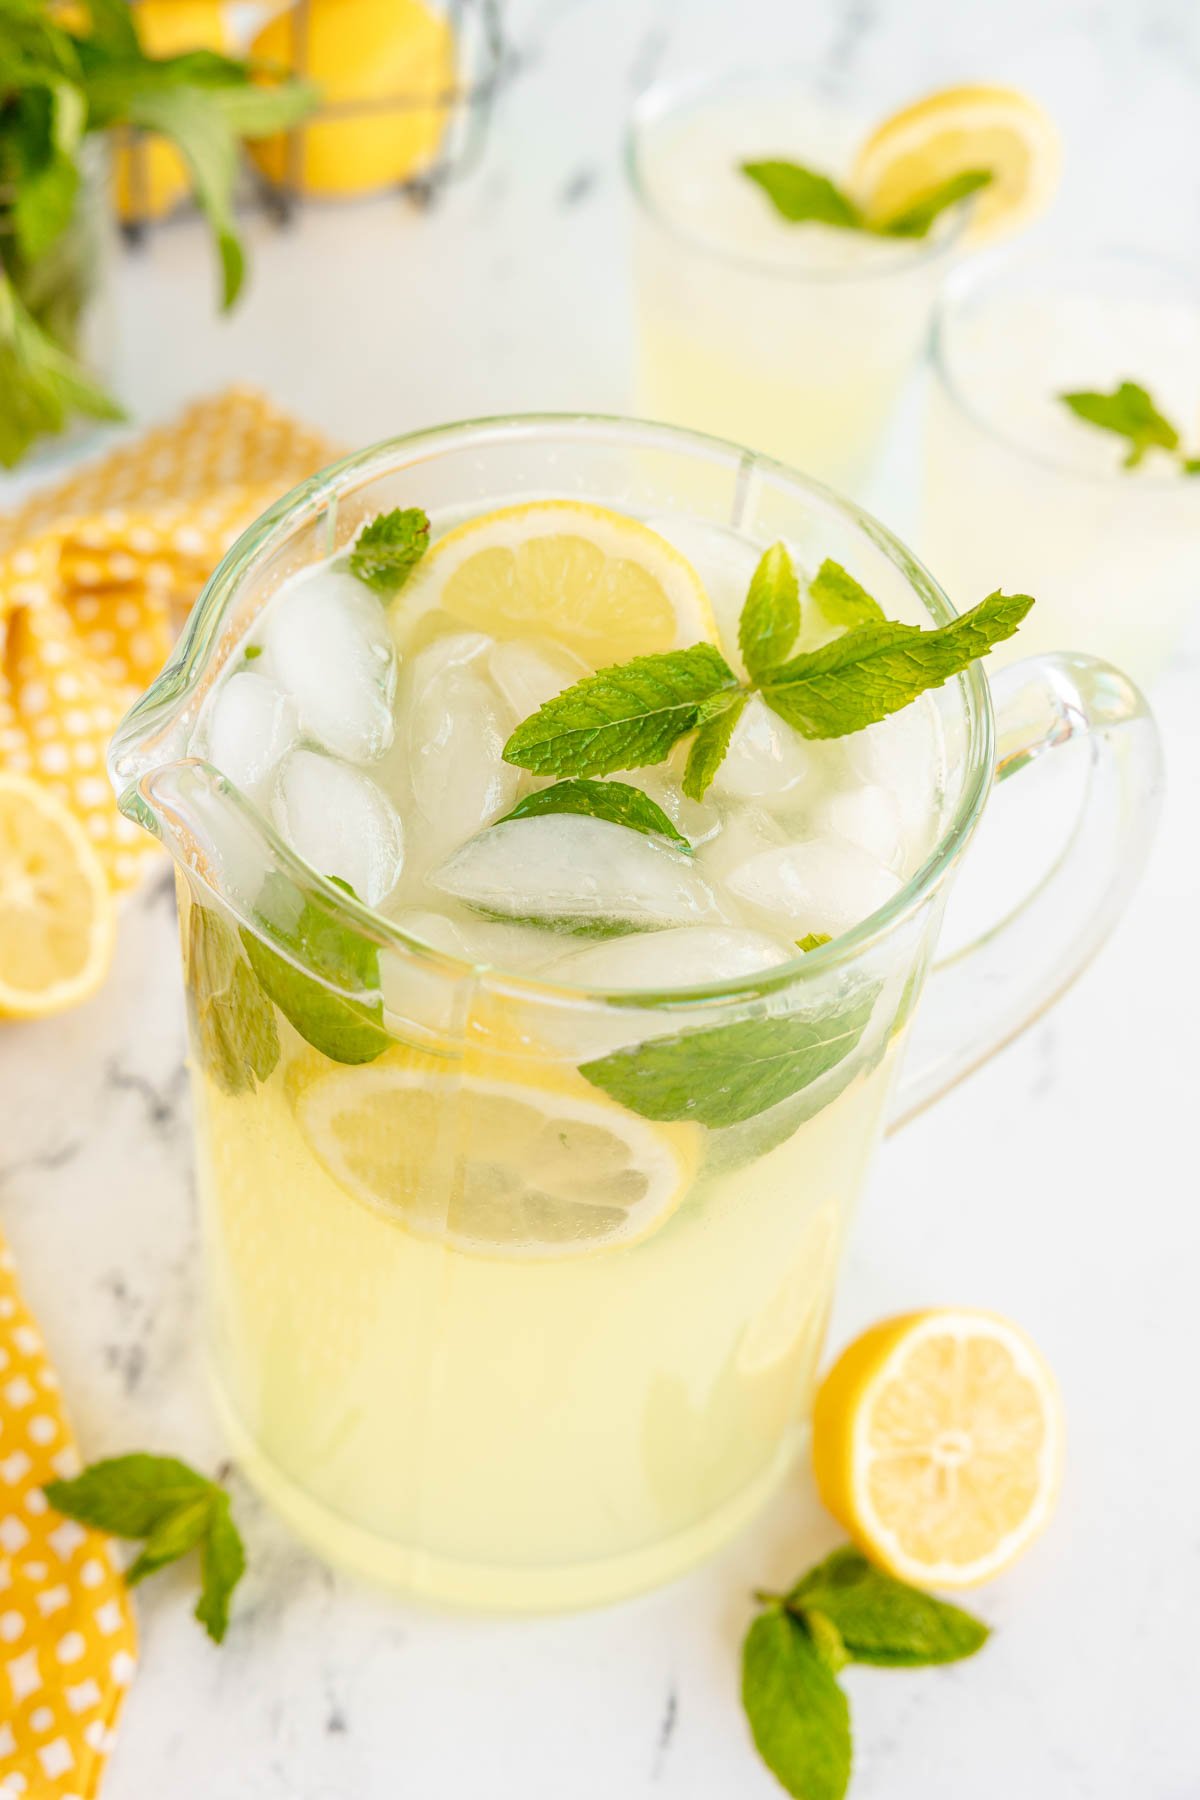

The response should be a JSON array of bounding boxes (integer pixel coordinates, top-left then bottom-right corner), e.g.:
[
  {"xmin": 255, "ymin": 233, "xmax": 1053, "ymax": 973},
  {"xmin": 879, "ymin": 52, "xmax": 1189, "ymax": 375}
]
[{"xmin": 109, "ymin": 411, "xmax": 995, "ymax": 1014}]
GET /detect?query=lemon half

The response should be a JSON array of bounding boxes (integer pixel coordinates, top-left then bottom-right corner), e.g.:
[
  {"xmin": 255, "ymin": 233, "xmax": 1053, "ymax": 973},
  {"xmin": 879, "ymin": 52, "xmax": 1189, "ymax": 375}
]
[
  {"xmin": 813, "ymin": 1308, "xmax": 1063, "ymax": 1587},
  {"xmin": 0, "ymin": 773, "xmax": 115, "ymax": 1019}
]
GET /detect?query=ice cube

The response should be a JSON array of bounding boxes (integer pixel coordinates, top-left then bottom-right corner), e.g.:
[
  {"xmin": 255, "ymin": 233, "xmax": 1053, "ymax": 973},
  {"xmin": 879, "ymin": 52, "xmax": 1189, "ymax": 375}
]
[
  {"xmin": 204, "ymin": 671, "xmax": 299, "ymax": 805},
  {"xmin": 488, "ymin": 637, "xmax": 588, "ymax": 719},
  {"xmin": 388, "ymin": 908, "xmax": 562, "ymax": 972},
  {"xmin": 402, "ymin": 635, "xmax": 519, "ymax": 857},
  {"xmin": 622, "ymin": 764, "xmax": 721, "ymax": 848},
  {"xmin": 697, "ymin": 804, "xmax": 789, "ymax": 882},
  {"xmin": 644, "ymin": 516, "xmax": 763, "ymax": 674},
  {"xmin": 431, "ymin": 815, "xmax": 728, "ymax": 930},
  {"xmin": 815, "ymin": 784, "xmax": 904, "ymax": 870},
  {"xmin": 711, "ymin": 695, "xmax": 814, "ymax": 803},
  {"xmin": 262, "ymin": 566, "xmax": 397, "ymax": 763},
  {"xmin": 843, "ymin": 698, "xmax": 943, "ymax": 849},
  {"xmin": 543, "ymin": 925, "xmax": 793, "ymax": 990},
  {"xmin": 726, "ymin": 839, "xmax": 902, "ymax": 938},
  {"xmin": 273, "ymin": 748, "xmax": 404, "ymax": 906}
]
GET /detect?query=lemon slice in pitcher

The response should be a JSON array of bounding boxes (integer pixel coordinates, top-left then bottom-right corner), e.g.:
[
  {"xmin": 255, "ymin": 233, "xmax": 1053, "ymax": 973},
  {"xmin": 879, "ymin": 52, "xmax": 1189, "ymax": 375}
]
[
  {"xmin": 295, "ymin": 1060, "xmax": 699, "ymax": 1259},
  {"xmin": 393, "ymin": 501, "xmax": 718, "ymax": 663}
]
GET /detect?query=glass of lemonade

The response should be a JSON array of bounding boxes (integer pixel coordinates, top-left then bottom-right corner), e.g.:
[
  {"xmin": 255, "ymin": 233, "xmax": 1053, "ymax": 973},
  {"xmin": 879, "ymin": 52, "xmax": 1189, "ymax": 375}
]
[
  {"xmin": 627, "ymin": 72, "xmax": 968, "ymax": 494},
  {"xmin": 922, "ymin": 246, "xmax": 1200, "ymax": 686},
  {"xmin": 109, "ymin": 416, "xmax": 1159, "ymax": 1611}
]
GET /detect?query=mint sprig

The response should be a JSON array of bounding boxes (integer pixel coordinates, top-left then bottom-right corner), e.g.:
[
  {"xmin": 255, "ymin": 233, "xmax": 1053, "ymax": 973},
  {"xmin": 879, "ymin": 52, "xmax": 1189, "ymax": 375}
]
[
  {"xmin": 242, "ymin": 875, "xmax": 392, "ymax": 1065},
  {"xmin": 1060, "ymin": 380, "xmax": 1199, "ymax": 473},
  {"xmin": 348, "ymin": 507, "xmax": 431, "ymax": 599},
  {"xmin": 502, "ymin": 643, "xmax": 739, "ymax": 779},
  {"xmin": 797, "ymin": 932, "xmax": 832, "ymax": 952},
  {"xmin": 496, "ymin": 779, "xmax": 691, "ymax": 850},
  {"xmin": 744, "ymin": 1547, "xmax": 989, "ymax": 1798},
  {"xmin": 742, "ymin": 158, "xmax": 992, "ymax": 240},
  {"xmin": 44, "ymin": 1455, "xmax": 247, "ymax": 1645},
  {"xmin": 502, "ymin": 545, "xmax": 1032, "ymax": 801}
]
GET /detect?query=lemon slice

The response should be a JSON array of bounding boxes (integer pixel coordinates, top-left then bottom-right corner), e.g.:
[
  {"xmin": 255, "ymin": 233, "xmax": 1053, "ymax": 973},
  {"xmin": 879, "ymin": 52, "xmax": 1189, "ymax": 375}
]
[
  {"xmin": 812, "ymin": 1308, "xmax": 1062, "ymax": 1587},
  {"xmin": 852, "ymin": 86, "xmax": 1061, "ymax": 240},
  {"xmin": 394, "ymin": 501, "xmax": 718, "ymax": 664},
  {"xmin": 0, "ymin": 773, "xmax": 116, "ymax": 1019},
  {"xmin": 295, "ymin": 1058, "xmax": 698, "ymax": 1259}
]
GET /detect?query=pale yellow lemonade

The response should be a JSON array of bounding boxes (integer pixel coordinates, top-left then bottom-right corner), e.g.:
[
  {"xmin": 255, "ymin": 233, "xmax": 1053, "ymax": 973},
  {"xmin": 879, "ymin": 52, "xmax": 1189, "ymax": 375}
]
[{"xmin": 183, "ymin": 503, "xmax": 950, "ymax": 1608}]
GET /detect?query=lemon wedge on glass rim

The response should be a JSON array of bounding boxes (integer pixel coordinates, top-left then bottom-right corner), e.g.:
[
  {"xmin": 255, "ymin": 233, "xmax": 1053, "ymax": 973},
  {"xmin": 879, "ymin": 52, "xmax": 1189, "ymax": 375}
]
[
  {"xmin": 853, "ymin": 85, "xmax": 1061, "ymax": 241},
  {"xmin": 293, "ymin": 1044, "xmax": 702, "ymax": 1261},
  {"xmin": 812, "ymin": 1308, "xmax": 1063, "ymax": 1588},
  {"xmin": 390, "ymin": 500, "xmax": 719, "ymax": 664}
]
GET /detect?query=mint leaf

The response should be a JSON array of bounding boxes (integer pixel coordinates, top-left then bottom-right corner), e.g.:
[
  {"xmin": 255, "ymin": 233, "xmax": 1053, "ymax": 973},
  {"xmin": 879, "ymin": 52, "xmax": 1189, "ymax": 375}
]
[
  {"xmin": 1060, "ymin": 380, "xmax": 1181, "ymax": 469},
  {"xmin": 742, "ymin": 160, "xmax": 863, "ymax": 230},
  {"xmin": 797, "ymin": 932, "xmax": 832, "ymax": 952},
  {"xmin": 126, "ymin": 1497, "xmax": 211, "ymax": 1586},
  {"xmin": 185, "ymin": 901, "xmax": 280, "ymax": 1097},
  {"xmin": 46, "ymin": 1453, "xmax": 246, "ymax": 1646},
  {"xmin": 742, "ymin": 1607, "xmax": 852, "ymax": 1800},
  {"xmin": 809, "ymin": 559, "xmax": 885, "ymax": 629},
  {"xmin": 790, "ymin": 1548, "xmax": 989, "ymax": 1668},
  {"xmin": 44, "ymin": 1455, "xmax": 211, "ymax": 1538},
  {"xmin": 580, "ymin": 985, "xmax": 877, "ymax": 1128},
  {"xmin": 1184, "ymin": 458, "xmax": 1200, "ymax": 475},
  {"xmin": 759, "ymin": 591, "xmax": 1034, "ymax": 738},
  {"xmin": 496, "ymin": 779, "xmax": 691, "ymax": 849},
  {"xmin": 348, "ymin": 507, "xmax": 431, "ymax": 599},
  {"xmin": 116, "ymin": 82, "xmax": 244, "ymax": 307},
  {"xmin": 243, "ymin": 643, "xmax": 263, "ymax": 661},
  {"xmin": 739, "ymin": 542, "xmax": 800, "ymax": 678},
  {"xmin": 503, "ymin": 644, "xmax": 738, "ymax": 779},
  {"xmin": 242, "ymin": 876, "xmax": 391, "ymax": 1065},
  {"xmin": 682, "ymin": 689, "xmax": 748, "ymax": 802},
  {"xmin": 804, "ymin": 1607, "xmax": 851, "ymax": 1675},
  {"xmin": 877, "ymin": 167, "xmax": 992, "ymax": 238},
  {"xmin": 195, "ymin": 1495, "xmax": 245, "ymax": 1644}
]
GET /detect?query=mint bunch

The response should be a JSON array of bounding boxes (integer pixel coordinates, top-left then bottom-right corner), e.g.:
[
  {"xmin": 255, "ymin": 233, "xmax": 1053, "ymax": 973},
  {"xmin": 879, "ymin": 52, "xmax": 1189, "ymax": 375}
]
[
  {"xmin": 0, "ymin": 0, "xmax": 316, "ymax": 466},
  {"xmin": 45, "ymin": 1453, "xmax": 247, "ymax": 1643},
  {"xmin": 744, "ymin": 1547, "xmax": 988, "ymax": 1798},
  {"xmin": 1060, "ymin": 380, "xmax": 1200, "ymax": 474},
  {"xmin": 742, "ymin": 159, "xmax": 992, "ymax": 240}
]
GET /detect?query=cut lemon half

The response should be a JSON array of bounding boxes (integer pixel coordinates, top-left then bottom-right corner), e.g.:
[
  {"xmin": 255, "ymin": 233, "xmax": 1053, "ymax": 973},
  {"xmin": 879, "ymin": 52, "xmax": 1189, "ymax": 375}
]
[
  {"xmin": 812, "ymin": 1308, "xmax": 1062, "ymax": 1587},
  {"xmin": 393, "ymin": 501, "xmax": 718, "ymax": 664},
  {"xmin": 295, "ymin": 1058, "xmax": 699, "ymax": 1259},
  {"xmin": 0, "ymin": 773, "xmax": 116, "ymax": 1019},
  {"xmin": 852, "ymin": 86, "xmax": 1060, "ymax": 241}
]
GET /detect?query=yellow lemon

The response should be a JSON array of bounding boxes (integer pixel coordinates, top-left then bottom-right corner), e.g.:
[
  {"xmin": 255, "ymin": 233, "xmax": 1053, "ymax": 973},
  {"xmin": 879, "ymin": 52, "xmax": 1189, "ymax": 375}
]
[
  {"xmin": 852, "ymin": 85, "xmax": 1061, "ymax": 240},
  {"xmin": 114, "ymin": 1, "xmax": 233, "ymax": 222},
  {"xmin": 248, "ymin": 0, "xmax": 454, "ymax": 198},
  {"xmin": 812, "ymin": 1308, "xmax": 1063, "ymax": 1587},
  {"xmin": 393, "ymin": 501, "xmax": 719, "ymax": 665},
  {"xmin": 0, "ymin": 773, "xmax": 116, "ymax": 1019}
]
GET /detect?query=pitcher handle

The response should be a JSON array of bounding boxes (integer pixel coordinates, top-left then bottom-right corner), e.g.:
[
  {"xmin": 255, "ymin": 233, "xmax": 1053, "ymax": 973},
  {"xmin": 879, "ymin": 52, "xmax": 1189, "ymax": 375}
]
[{"xmin": 888, "ymin": 653, "xmax": 1163, "ymax": 1131}]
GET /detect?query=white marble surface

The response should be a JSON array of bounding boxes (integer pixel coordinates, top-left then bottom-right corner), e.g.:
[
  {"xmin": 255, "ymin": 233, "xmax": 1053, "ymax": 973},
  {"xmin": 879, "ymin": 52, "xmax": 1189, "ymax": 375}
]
[{"xmin": 3, "ymin": 0, "xmax": 1200, "ymax": 1794}]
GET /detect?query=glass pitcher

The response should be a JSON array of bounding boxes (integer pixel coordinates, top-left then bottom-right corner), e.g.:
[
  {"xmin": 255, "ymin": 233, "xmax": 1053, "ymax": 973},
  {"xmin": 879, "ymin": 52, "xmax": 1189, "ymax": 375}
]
[{"xmin": 108, "ymin": 416, "xmax": 1161, "ymax": 1611}]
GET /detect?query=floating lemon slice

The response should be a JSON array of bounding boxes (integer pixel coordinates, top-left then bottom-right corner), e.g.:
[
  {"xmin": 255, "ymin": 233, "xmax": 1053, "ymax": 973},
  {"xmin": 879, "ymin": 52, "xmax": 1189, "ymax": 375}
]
[
  {"xmin": 853, "ymin": 85, "xmax": 1061, "ymax": 240},
  {"xmin": 812, "ymin": 1308, "xmax": 1063, "ymax": 1588},
  {"xmin": 394, "ymin": 501, "xmax": 718, "ymax": 664},
  {"xmin": 0, "ymin": 773, "xmax": 116, "ymax": 1019},
  {"xmin": 295, "ymin": 1056, "xmax": 699, "ymax": 1259}
]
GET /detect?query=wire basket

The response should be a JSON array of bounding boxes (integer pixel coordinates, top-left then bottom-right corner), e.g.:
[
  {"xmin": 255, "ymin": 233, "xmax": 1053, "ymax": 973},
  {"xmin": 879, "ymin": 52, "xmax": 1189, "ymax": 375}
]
[{"xmin": 118, "ymin": 0, "xmax": 509, "ymax": 237}]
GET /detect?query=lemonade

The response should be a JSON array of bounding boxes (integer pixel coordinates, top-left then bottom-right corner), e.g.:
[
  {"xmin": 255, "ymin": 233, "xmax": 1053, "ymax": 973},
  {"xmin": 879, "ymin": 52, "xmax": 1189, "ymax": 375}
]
[
  {"xmin": 110, "ymin": 420, "xmax": 1036, "ymax": 1610},
  {"xmin": 922, "ymin": 248, "xmax": 1200, "ymax": 684}
]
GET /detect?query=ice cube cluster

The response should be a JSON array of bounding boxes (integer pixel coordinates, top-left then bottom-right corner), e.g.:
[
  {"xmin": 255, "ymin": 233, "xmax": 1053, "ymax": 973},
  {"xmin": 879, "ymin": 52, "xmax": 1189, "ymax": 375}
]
[{"xmin": 192, "ymin": 516, "xmax": 946, "ymax": 991}]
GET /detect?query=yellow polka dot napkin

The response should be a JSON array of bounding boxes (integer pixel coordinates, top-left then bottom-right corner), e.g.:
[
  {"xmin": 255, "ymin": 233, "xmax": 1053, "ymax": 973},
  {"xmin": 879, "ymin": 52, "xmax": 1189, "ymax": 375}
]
[
  {"xmin": 0, "ymin": 1242, "xmax": 137, "ymax": 1799},
  {"xmin": 0, "ymin": 387, "xmax": 336, "ymax": 888}
]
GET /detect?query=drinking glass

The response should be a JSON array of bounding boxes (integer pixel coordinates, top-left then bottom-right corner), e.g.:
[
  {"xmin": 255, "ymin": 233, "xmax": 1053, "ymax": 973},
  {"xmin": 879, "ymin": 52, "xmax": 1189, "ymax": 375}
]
[
  {"xmin": 922, "ymin": 245, "xmax": 1200, "ymax": 686},
  {"xmin": 109, "ymin": 415, "xmax": 1160, "ymax": 1610}
]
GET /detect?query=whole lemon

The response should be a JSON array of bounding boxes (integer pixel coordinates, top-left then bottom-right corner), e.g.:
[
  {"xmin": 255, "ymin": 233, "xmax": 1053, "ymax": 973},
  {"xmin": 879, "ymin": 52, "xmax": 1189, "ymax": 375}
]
[
  {"xmin": 248, "ymin": 0, "xmax": 454, "ymax": 198},
  {"xmin": 114, "ymin": 1, "xmax": 233, "ymax": 222}
]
